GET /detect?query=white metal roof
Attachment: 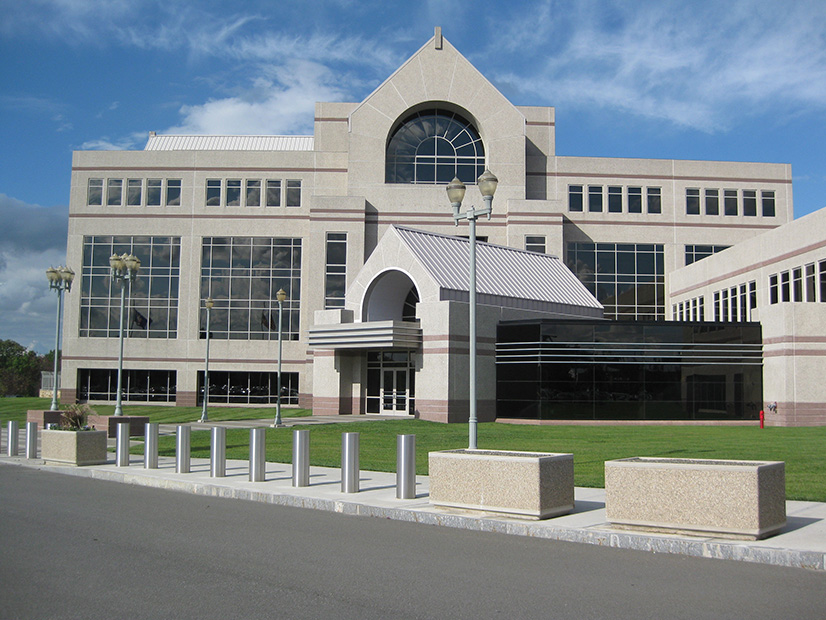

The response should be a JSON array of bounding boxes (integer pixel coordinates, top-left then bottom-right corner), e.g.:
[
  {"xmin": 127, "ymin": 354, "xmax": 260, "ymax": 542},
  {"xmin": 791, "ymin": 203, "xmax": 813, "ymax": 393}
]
[
  {"xmin": 393, "ymin": 226, "xmax": 603, "ymax": 312},
  {"xmin": 144, "ymin": 134, "xmax": 314, "ymax": 151}
]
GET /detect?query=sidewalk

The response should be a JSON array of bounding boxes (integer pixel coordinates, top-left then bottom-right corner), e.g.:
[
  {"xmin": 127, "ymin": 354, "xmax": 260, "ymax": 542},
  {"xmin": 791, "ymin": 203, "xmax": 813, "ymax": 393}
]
[{"xmin": 1, "ymin": 425, "xmax": 824, "ymax": 572}]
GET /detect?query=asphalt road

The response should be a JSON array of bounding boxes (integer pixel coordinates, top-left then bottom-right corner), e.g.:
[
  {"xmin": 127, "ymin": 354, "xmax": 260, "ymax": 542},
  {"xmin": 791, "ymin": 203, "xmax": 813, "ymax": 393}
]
[{"xmin": 1, "ymin": 466, "xmax": 824, "ymax": 620}]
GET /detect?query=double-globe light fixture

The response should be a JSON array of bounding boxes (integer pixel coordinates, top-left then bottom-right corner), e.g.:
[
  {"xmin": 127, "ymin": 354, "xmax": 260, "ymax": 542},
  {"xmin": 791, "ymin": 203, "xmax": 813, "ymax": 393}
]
[
  {"xmin": 446, "ymin": 169, "xmax": 498, "ymax": 450},
  {"xmin": 46, "ymin": 266, "xmax": 76, "ymax": 411},
  {"xmin": 109, "ymin": 253, "xmax": 141, "ymax": 416}
]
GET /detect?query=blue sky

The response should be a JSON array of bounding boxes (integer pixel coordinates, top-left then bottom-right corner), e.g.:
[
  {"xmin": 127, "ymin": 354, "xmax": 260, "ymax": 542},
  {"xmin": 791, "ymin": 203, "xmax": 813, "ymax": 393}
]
[{"xmin": 1, "ymin": 0, "xmax": 825, "ymax": 352}]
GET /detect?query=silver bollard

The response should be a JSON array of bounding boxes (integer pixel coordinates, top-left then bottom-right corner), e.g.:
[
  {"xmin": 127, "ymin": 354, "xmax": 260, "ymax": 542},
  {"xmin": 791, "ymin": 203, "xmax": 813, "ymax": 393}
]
[
  {"xmin": 292, "ymin": 429, "xmax": 310, "ymax": 487},
  {"xmin": 176, "ymin": 425, "xmax": 191, "ymax": 473},
  {"xmin": 116, "ymin": 421, "xmax": 130, "ymax": 467},
  {"xmin": 396, "ymin": 434, "xmax": 416, "ymax": 499},
  {"xmin": 210, "ymin": 426, "xmax": 226, "ymax": 477},
  {"xmin": 249, "ymin": 428, "xmax": 266, "ymax": 482},
  {"xmin": 144, "ymin": 422, "xmax": 159, "ymax": 469},
  {"xmin": 26, "ymin": 422, "xmax": 38, "ymax": 459},
  {"xmin": 7, "ymin": 421, "xmax": 19, "ymax": 457},
  {"xmin": 341, "ymin": 432, "xmax": 359, "ymax": 493}
]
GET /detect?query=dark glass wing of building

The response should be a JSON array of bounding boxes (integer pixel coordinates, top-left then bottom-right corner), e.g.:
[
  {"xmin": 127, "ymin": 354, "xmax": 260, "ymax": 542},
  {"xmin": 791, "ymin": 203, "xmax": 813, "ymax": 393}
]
[{"xmin": 496, "ymin": 320, "xmax": 763, "ymax": 421}]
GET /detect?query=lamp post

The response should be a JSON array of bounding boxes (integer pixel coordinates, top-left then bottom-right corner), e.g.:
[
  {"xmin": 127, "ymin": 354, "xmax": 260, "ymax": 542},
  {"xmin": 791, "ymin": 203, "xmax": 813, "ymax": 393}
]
[
  {"xmin": 272, "ymin": 288, "xmax": 288, "ymax": 428},
  {"xmin": 109, "ymin": 253, "xmax": 141, "ymax": 416},
  {"xmin": 200, "ymin": 297, "xmax": 214, "ymax": 423},
  {"xmin": 46, "ymin": 266, "xmax": 75, "ymax": 411},
  {"xmin": 447, "ymin": 169, "xmax": 498, "ymax": 450}
]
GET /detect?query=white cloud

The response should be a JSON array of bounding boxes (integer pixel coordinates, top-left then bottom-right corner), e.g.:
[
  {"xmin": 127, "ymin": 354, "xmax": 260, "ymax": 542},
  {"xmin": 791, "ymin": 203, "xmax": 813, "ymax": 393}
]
[
  {"xmin": 164, "ymin": 60, "xmax": 346, "ymax": 135},
  {"xmin": 489, "ymin": 0, "xmax": 826, "ymax": 131},
  {"xmin": 79, "ymin": 131, "xmax": 147, "ymax": 151}
]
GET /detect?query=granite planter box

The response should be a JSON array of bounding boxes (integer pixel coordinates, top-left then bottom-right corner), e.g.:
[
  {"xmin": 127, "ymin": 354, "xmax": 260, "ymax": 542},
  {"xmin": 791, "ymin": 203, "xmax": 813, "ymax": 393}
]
[
  {"xmin": 605, "ymin": 457, "xmax": 786, "ymax": 540},
  {"xmin": 27, "ymin": 409, "xmax": 63, "ymax": 430},
  {"xmin": 429, "ymin": 449, "xmax": 574, "ymax": 520},
  {"xmin": 87, "ymin": 415, "xmax": 149, "ymax": 438},
  {"xmin": 41, "ymin": 430, "xmax": 108, "ymax": 466}
]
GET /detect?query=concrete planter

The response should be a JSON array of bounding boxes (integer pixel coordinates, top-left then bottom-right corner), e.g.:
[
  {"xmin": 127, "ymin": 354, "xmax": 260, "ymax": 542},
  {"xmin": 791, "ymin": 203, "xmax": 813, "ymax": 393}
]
[
  {"xmin": 41, "ymin": 430, "xmax": 108, "ymax": 466},
  {"xmin": 605, "ymin": 457, "xmax": 786, "ymax": 540},
  {"xmin": 429, "ymin": 449, "xmax": 574, "ymax": 520},
  {"xmin": 87, "ymin": 415, "xmax": 149, "ymax": 438}
]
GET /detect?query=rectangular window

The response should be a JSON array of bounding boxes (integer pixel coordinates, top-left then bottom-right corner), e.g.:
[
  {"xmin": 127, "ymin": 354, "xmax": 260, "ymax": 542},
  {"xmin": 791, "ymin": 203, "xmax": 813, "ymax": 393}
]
[
  {"xmin": 730, "ymin": 287, "xmax": 738, "ymax": 321},
  {"xmin": 165, "ymin": 179, "xmax": 181, "ymax": 206},
  {"xmin": 87, "ymin": 178, "xmax": 103, "ymax": 205},
  {"xmin": 721, "ymin": 289, "xmax": 729, "ymax": 321},
  {"xmin": 206, "ymin": 179, "xmax": 221, "ymax": 206},
  {"xmin": 127, "ymin": 179, "xmax": 142, "ymax": 206},
  {"xmin": 699, "ymin": 297, "xmax": 705, "ymax": 321},
  {"xmin": 820, "ymin": 260, "xmax": 826, "ymax": 303},
  {"xmin": 805, "ymin": 263, "xmax": 816, "ymax": 302},
  {"xmin": 646, "ymin": 187, "xmax": 662, "ymax": 214},
  {"xmin": 686, "ymin": 188, "xmax": 700, "ymax": 215},
  {"xmin": 724, "ymin": 189, "xmax": 738, "ymax": 216},
  {"xmin": 739, "ymin": 284, "xmax": 747, "ymax": 321},
  {"xmin": 780, "ymin": 271, "xmax": 790, "ymax": 302},
  {"xmin": 286, "ymin": 180, "xmax": 301, "ymax": 207},
  {"xmin": 200, "ymin": 237, "xmax": 302, "ymax": 340},
  {"xmin": 246, "ymin": 180, "xmax": 261, "ymax": 207},
  {"xmin": 525, "ymin": 236, "xmax": 546, "ymax": 253},
  {"xmin": 78, "ymin": 369, "xmax": 177, "ymax": 403},
  {"xmin": 743, "ymin": 190, "xmax": 757, "ymax": 216},
  {"xmin": 714, "ymin": 291, "xmax": 721, "ymax": 321},
  {"xmin": 628, "ymin": 187, "xmax": 642, "ymax": 213},
  {"xmin": 705, "ymin": 189, "xmax": 719, "ymax": 215},
  {"xmin": 107, "ymin": 179, "xmax": 123, "ymax": 206},
  {"xmin": 588, "ymin": 186, "xmax": 603, "ymax": 212},
  {"xmin": 147, "ymin": 179, "xmax": 162, "ymax": 206},
  {"xmin": 266, "ymin": 180, "xmax": 282, "ymax": 207},
  {"xmin": 226, "ymin": 179, "xmax": 241, "ymax": 206},
  {"xmin": 792, "ymin": 267, "xmax": 803, "ymax": 302},
  {"xmin": 762, "ymin": 190, "xmax": 776, "ymax": 217},
  {"xmin": 769, "ymin": 274, "xmax": 778, "ymax": 304},
  {"xmin": 608, "ymin": 186, "xmax": 622, "ymax": 213},
  {"xmin": 749, "ymin": 281, "xmax": 757, "ymax": 313},
  {"xmin": 79, "ymin": 235, "xmax": 181, "ymax": 339},
  {"xmin": 325, "ymin": 232, "xmax": 347, "ymax": 309}
]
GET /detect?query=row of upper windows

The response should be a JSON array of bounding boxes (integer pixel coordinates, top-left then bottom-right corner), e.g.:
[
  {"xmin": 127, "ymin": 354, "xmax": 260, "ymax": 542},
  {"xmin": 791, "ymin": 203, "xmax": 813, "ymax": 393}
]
[
  {"xmin": 85, "ymin": 178, "xmax": 302, "ymax": 208},
  {"xmin": 568, "ymin": 185, "xmax": 661, "ymax": 214},
  {"xmin": 206, "ymin": 178, "xmax": 301, "ymax": 208},
  {"xmin": 769, "ymin": 261, "xmax": 826, "ymax": 304},
  {"xmin": 674, "ymin": 296, "xmax": 705, "ymax": 321},
  {"xmin": 88, "ymin": 178, "xmax": 181, "ymax": 207},
  {"xmin": 713, "ymin": 282, "xmax": 757, "ymax": 322},
  {"xmin": 686, "ymin": 188, "xmax": 775, "ymax": 217}
]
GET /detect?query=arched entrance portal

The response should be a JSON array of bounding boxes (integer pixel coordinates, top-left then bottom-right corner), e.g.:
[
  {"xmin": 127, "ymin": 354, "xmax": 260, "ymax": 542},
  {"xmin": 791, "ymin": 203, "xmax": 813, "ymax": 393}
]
[{"xmin": 362, "ymin": 269, "xmax": 420, "ymax": 414}]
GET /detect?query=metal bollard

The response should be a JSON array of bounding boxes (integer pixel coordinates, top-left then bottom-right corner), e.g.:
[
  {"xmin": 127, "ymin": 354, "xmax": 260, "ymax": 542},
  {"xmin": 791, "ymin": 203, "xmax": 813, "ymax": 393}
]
[
  {"xmin": 292, "ymin": 429, "xmax": 310, "ymax": 487},
  {"xmin": 7, "ymin": 421, "xmax": 19, "ymax": 457},
  {"xmin": 210, "ymin": 426, "xmax": 226, "ymax": 477},
  {"xmin": 396, "ymin": 434, "xmax": 416, "ymax": 499},
  {"xmin": 341, "ymin": 432, "xmax": 360, "ymax": 493},
  {"xmin": 116, "ymin": 421, "xmax": 130, "ymax": 467},
  {"xmin": 249, "ymin": 428, "xmax": 266, "ymax": 482},
  {"xmin": 144, "ymin": 422, "xmax": 159, "ymax": 469},
  {"xmin": 176, "ymin": 425, "xmax": 191, "ymax": 473},
  {"xmin": 26, "ymin": 422, "xmax": 38, "ymax": 459}
]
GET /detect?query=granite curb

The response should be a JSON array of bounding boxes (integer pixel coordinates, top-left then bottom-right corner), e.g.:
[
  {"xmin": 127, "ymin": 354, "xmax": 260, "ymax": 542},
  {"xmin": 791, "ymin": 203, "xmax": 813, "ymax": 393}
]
[{"xmin": 1, "ymin": 455, "xmax": 823, "ymax": 572}]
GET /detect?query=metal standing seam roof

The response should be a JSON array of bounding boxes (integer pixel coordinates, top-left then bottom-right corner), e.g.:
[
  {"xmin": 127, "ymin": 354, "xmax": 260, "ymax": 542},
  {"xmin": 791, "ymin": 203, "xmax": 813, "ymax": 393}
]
[
  {"xmin": 392, "ymin": 226, "xmax": 603, "ymax": 310},
  {"xmin": 144, "ymin": 134, "xmax": 315, "ymax": 151}
]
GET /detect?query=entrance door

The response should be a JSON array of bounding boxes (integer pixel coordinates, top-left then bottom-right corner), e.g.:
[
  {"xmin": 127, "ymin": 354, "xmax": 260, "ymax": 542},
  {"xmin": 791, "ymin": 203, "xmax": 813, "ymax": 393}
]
[
  {"xmin": 366, "ymin": 351, "xmax": 415, "ymax": 414},
  {"xmin": 382, "ymin": 369, "xmax": 408, "ymax": 412}
]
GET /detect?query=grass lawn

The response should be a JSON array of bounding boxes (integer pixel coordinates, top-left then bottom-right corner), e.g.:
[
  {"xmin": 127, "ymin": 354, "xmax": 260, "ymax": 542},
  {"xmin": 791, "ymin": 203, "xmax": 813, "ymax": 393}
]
[
  {"xmin": 147, "ymin": 420, "xmax": 826, "ymax": 502},
  {"xmin": 2, "ymin": 398, "xmax": 823, "ymax": 501},
  {"xmin": 0, "ymin": 397, "xmax": 311, "ymax": 423}
]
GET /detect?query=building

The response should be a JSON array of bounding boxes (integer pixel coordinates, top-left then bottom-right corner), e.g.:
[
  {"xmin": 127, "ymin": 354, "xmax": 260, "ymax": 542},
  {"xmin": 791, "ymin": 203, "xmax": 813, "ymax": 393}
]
[{"xmin": 62, "ymin": 29, "xmax": 821, "ymax": 425}]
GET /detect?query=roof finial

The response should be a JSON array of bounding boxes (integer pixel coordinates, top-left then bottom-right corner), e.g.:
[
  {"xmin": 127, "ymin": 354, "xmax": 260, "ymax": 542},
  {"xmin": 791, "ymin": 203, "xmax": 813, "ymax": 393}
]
[{"xmin": 434, "ymin": 26, "xmax": 443, "ymax": 50}]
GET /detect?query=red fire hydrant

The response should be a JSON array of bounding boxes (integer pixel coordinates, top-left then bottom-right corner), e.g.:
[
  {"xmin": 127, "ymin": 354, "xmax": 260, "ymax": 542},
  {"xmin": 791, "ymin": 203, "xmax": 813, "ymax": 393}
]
[{"xmin": 759, "ymin": 410, "xmax": 765, "ymax": 429}]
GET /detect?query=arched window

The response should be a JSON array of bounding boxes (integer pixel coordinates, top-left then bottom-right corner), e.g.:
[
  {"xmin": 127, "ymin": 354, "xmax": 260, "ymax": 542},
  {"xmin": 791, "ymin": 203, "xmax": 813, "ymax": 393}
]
[{"xmin": 385, "ymin": 108, "xmax": 485, "ymax": 184}]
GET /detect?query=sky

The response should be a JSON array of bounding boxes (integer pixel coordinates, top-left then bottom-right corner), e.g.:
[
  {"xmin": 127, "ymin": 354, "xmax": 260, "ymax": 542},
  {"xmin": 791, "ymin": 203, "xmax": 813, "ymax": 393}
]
[{"xmin": 1, "ymin": 0, "xmax": 825, "ymax": 353}]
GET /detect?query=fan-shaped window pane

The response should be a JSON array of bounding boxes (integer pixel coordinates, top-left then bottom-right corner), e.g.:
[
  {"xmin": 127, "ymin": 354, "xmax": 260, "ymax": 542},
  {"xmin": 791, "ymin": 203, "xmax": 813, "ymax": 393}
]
[{"xmin": 386, "ymin": 109, "xmax": 485, "ymax": 184}]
